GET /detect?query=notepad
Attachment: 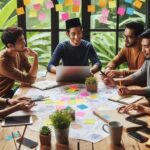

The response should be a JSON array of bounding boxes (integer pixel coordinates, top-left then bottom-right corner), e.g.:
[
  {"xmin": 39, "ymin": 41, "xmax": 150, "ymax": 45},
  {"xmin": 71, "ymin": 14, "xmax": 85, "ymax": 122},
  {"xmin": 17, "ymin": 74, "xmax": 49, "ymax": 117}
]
[
  {"xmin": 108, "ymin": 95, "xmax": 143, "ymax": 104},
  {"xmin": 32, "ymin": 80, "xmax": 60, "ymax": 90}
]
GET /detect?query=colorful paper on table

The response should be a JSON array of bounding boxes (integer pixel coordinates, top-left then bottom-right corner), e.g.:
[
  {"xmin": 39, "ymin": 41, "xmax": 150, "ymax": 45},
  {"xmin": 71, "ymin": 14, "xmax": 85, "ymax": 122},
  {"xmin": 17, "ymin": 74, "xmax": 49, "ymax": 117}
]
[
  {"xmin": 99, "ymin": 0, "xmax": 107, "ymax": 8},
  {"xmin": 84, "ymin": 119, "xmax": 96, "ymax": 125},
  {"xmin": 45, "ymin": 99, "xmax": 54, "ymax": 105},
  {"xmin": 55, "ymin": 4, "xmax": 63, "ymax": 11},
  {"xmin": 72, "ymin": 5, "xmax": 80, "ymax": 12},
  {"xmin": 108, "ymin": 1, "xmax": 116, "ymax": 8},
  {"xmin": 99, "ymin": 16, "xmax": 108, "ymax": 24},
  {"xmin": 29, "ymin": 9, "xmax": 37, "ymax": 18},
  {"xmin": 56, "ymin": 105, "xmax": 66, "ymax": 110},
  {"xmin": 61, "ymin": 13, "xmax": 69, "ymax": 21},
  {"xmin": 89, "ymin": 94, "xmax": 98, "ymax": 99},
  {"xmin": 46, "ymin": 1, "xmax": 54, "ymax": 9},
  {"xmin": 101, "ymin": 8, "xmax": 109, "ymax": 17},
  {"xmin": 16, "ymin": 7, "xmax": 25, "ymax": 15},
  {"xmin": 80, "ymin": 92, "xmax": 89, "ymax": 97},
  {"xmin": 38, "ymin": 12, "xmax": 46, "ymax": 21},
  {"xmin": 73, "ymin": 0, "xmax": 80, "ymax": 5},
  {"xmin": 133, "ymin": 0, "xmax": 143, "ymax": 9},
  {"xmin": 75, "ymin": 111, "xmax": 85, "ymax": 117},
  {"xmin": 35, "ymin": 0, "xmax": 44, "ymax": 5},
  {"xmin": 23, "ymin": 0, "xmax": 31, "ymax": 5},
  {"xmin": 77, "ymin": 104, "xmax": 88, "ymax": 110},
  {"xmin": 87, "ymin": 5, "xmax": 95, "ymax": 13},
  {"xmin": 117, "ymin": 7, "xmax": 126, "ymax": 16},
  {"xmin": 125, "ymin": 0, "xmax": 133, "ymax": 4},
  {"xmin": 57, "ymin": 0, "xmax": 64, "ymax": 3},
  {"xmin": 33, "ymin": 4, "xmax": 41, "ymax": 11},
  {"xmin": 68, "ymin": 100, "xmax": 77, "ymax": 105},
  {"xmin": 65, "ymin": 0, "xmax": 73, "ymax": 6},
  {"xmin": 126, "ymin": 7, "xmax": 134, "ymax": 15}
]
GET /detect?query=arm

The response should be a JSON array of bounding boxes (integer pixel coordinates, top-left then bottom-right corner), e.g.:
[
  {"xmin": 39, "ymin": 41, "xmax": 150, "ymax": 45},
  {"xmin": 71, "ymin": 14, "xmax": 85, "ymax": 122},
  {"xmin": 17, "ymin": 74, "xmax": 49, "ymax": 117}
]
[{"xmin": 47, "ymin": 44, "xmax": 63, "ymax": 74}]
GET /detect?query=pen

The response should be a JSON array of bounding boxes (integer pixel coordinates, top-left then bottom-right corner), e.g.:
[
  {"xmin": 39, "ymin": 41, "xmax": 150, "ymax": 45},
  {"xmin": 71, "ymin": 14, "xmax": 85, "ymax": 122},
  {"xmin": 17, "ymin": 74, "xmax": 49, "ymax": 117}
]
[{"xmin": 99, "ymin": 70, "xmax": 107, "ymax": 77}]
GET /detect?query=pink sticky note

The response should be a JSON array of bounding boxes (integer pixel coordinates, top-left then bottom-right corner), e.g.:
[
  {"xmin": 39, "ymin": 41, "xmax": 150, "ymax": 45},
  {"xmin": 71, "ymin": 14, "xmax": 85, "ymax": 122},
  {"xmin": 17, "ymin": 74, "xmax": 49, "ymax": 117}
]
[
  {"xmin": 80, "ymin": 92, "xmax": 89, "ymax": 97},
  {"xmin": 117, "ymin": 7, "xmax": 126, "ymax": 16},
  {"xmin": 101, "ymin": 8, "xmax": 109, "ymax": 17},
  {"xmin": 56, "ymin": 105, "xmax": 66, "ymax": 110},
  {"xmin": 38, "ymin": 12, "xmax": 46, "ymax": 21},
  {"xmin": 73, "ymin": 0, "xmax": 80, "ymax": 5},
  {"xmin": 99, "ymin": 16, "xmax": 108, "ymax": 24},
  {"xmin": 75, "ymin": 111, "xmax": 85, "ymax": 117},
  {"xmin": 33, "ymin": 3, "xmax": 41, "ymax": 11},
  {"xmin": 46, "ymin": 1, "xmax": 54, "ymax": 9}
]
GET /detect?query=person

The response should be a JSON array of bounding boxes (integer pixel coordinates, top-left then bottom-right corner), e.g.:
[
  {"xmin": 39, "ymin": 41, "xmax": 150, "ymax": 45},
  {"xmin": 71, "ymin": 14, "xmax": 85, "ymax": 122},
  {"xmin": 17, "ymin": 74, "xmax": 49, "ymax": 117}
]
[
  {"xmin": 105, "ymin": 22, "xmax": 144, "ymax": 78},
  {"xmin": 102, "ymin": 29, "xmax": 150, "ymax": 102},
  {"xmin": 0, "ymin": 97, "xmax": 35, "ymax": 118},
  {"xmin": 47, "ymin": 18, "xmax": 101, "ymax": 74},
  {"xmin": 0, "ymin": 27, "xmax": 38, "ymax": 98}
]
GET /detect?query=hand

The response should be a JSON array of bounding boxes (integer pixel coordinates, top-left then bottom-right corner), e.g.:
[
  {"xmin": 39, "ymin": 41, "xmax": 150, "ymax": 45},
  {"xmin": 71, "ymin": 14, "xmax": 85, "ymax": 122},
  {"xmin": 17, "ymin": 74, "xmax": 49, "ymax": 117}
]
[
  {"xmin": 118, "ymin": 86, "xmax": 131, "ymax": 96},
  {"xmin": 106, "ymin": 70, "xmax": 122, "ymax": 78},
  {"xmin": 17, "ymin": 101, "xmax": 36, "ymax": 111},
  {"xmin": 103, "ymin": 76, "xmax": 116, "ymax": 87},
  {"xmin": 9, "ymin": 97, "xmax": 32, "ymax": 105},
  {"xmin": 24, "ymin": 47, "xmax": 38, "ymax": 57}
]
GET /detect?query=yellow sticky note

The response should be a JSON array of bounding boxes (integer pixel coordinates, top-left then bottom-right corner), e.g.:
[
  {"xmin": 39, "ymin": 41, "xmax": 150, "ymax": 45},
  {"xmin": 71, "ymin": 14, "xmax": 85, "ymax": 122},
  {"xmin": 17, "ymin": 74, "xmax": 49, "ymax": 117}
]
[
  {"xmin": 72, "ymin": 5, "xmax": 80, "ymax": 12},
  {"xmin": 87, "ymin": 5, "xmax": 95, "ymax": 13},
  {"xmin": 29, "ymin": 9, "xmax": 37, "ymax": 18},
  {"xmin": 133, "ymin": 0, "xmax": 143, "ymax": 9},
  {"xmin": 99, "ymin": 0, "xmax": 107, "ymax": 8},
  {"xmin": 55, "ymin": 4, "xmax": 63, "ymax": 12},
  {"xmin": 84, "ymin": 119, "xmax": 96, "ymax": 125},
  {"xmin": 65, "ymin": 0, "xmax": 73, "ymax": 6},
  {"xmin": 16, "ymin": 7, "xmax": 25, "ymax": 15},
  {"xmin": 35, "ymin": 0, "xmax": 44, "ymax": 5},
  {"xmin": 108, "ymin": 1, "xmax": 116, "ymax": 8},
  {"xmin": 23, "ymin": 0, "xmax": 31, "ymax": 5},
  {"xmin": 45, "ymin": 99, "xmax": 54, "ymax": 105},
  {"xmin": 89, "ymin": 94, "xmax": 97, "ymax": 99}
]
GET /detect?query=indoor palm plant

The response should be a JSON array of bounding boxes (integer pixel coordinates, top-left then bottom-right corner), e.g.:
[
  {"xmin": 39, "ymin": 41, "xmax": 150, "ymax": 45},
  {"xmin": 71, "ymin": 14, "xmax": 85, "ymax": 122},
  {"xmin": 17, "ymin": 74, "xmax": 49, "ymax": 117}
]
[{"xmin": 50, "ymin": 110, "xmax": 72, "ymax": 144}]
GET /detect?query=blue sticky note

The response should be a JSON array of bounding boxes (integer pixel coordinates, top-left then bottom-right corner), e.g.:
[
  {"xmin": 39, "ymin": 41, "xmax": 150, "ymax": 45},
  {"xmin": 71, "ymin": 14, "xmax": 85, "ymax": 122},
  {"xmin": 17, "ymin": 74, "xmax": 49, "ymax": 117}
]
[
  {"xmin": 126, "ymin": 7, "xmax": 134, "ymax": 15},
  {"xmin": 5, "ymin": 132, "xmax": 20, "ymax": 141},
  {"xmin": 57, "ymin": 0, "xmax": 64, "ymax": 3},
  {"xmin": 125, "ymin": 0, "xmax": 133, "ymax": 4},
  {"xmin": 77, "ymin": 104, "xmax": 88, "ymax": 110},
  {"xmin": 102, "ymin": 114, "xmax": 110, "ymax": 120}
]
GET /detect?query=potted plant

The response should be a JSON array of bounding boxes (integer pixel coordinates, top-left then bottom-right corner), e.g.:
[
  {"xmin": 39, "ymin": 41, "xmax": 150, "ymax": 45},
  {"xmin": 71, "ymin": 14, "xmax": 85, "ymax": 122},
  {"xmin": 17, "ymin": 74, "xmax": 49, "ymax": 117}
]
[
  {"xmin": 85, "ymin": 76, "xmax": 98, "ymax": 92},
  {"xmin": 39, "ymin": 126, "xmax": 51, "ymax": 146},
  {"xmin": 50, "ymin": 110, "xmax": 72, "ymax": 145}
]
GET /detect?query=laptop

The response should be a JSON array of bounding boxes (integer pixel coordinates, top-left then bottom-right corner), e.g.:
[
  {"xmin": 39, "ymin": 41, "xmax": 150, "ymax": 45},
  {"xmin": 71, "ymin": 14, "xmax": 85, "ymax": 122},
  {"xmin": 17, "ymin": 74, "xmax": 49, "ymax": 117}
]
[{"xmin": 56, "ymin": 66, "xmax": 91, "ymax": 83}]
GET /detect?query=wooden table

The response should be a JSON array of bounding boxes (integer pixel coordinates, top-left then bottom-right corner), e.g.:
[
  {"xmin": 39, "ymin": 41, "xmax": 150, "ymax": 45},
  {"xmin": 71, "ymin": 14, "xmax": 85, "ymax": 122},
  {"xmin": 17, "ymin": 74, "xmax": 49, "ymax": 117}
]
[{"xmin": 0, "ymin": 73, "xmax": 150, "ymax": 150}]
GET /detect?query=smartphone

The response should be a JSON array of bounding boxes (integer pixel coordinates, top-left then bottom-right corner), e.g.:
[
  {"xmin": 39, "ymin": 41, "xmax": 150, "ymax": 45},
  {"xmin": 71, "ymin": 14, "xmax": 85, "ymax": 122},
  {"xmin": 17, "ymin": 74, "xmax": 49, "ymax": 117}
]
[
  {"xmin": 125, "ymin": 116, "xmax": 147, "ymax": 126},
  {"xmin": 128, "ymin": 132, "xmax": 148, "ymax": 143}
]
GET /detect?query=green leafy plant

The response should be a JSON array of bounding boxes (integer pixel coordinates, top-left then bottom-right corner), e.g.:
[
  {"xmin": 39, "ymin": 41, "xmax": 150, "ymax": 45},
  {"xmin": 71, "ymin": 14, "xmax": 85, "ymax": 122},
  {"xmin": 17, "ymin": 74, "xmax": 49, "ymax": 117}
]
[
  {"xmin": 40, "ymin": 126, "xmax": 51, "ymax": 136},
  {"xmin": 50, "ymin": 110, "xmax": 72, "ymax": 129},
  {"xmin": 85, "ymin": 76, "xmax": 97, "ymax": 85}
]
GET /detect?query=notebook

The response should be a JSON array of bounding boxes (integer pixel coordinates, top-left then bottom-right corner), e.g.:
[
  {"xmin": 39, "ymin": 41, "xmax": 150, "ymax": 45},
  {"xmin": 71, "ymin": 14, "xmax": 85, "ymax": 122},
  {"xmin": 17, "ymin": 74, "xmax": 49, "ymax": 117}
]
[
  {"xmin": 32, "ymin": 80, "xmax": 60, "ymax": 90},
  {"xmin": 108, "ymin": 95, "xmax": 143, "ymax": 104},
  {"xmin": 56, "ymin": 66, "xmax": 91, "ymax": 82}
]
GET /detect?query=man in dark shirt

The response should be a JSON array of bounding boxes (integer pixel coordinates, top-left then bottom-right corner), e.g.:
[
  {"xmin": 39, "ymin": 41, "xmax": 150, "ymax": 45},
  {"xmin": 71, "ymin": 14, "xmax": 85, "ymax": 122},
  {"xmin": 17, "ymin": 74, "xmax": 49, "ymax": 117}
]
[{"xmin": 47, "ymin": 18, "xmax": 101, "ymax": 74}]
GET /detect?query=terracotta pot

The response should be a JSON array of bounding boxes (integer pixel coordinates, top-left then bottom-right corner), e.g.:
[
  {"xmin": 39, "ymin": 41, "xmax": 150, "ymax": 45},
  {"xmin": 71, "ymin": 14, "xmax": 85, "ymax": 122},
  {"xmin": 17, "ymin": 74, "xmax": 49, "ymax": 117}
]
[
  {"xmin": 39, "ymin": 134, "xmax": 51, "ymax": 146},
  {"xmin": 55, "ymin": 128, "xmax": 69, "ymax": 144},
  {"xmin": 86, "ymin": 84, "xmax": 97, "ymax": 92}
]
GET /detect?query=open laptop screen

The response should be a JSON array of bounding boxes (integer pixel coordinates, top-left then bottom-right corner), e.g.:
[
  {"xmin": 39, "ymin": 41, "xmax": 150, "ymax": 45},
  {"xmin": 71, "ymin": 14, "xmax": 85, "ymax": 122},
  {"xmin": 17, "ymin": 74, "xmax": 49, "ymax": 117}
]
[{"xmin": 56, "ymin": 66, "xmax": 91, "ymax": 83}]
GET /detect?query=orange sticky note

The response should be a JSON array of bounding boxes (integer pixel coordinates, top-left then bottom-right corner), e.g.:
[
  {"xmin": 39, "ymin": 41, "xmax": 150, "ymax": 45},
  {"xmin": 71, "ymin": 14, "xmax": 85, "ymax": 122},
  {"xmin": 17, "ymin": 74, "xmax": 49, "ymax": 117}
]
[
  {"xmin": 23, "ymin": 0, "xmax": 31, "ymax": 5},
  {"xmin": 87, "ymin": 5, "xmax": 95, "ymax": 13},
  {"xmin": 133, "ymin": 0, "xmax": 143, "ymax": 9},
  {"xmin": 72, "ymin": 5, "xmax": 80, "ymax": 12},
  {"xmin": 108, "ymin": 1, "xmax": 116, "ymax": 8},
  {"xmin": 16, "ymin": 7, "xmax": 25, "ymax": 15},
  {"xmin": 99, "ymin": 0, "xmax": 107, "ymax": 8},
  {"xmin": 65, "ymin": 0, "xmax": 73, "ymax": 6},
  {"xmin": 55, "ymin": 4, "xmax": 63, "ymax": 11},
  {"xmin": 29, "ymin": 9, "xmax": 37, "ymax": 18}
]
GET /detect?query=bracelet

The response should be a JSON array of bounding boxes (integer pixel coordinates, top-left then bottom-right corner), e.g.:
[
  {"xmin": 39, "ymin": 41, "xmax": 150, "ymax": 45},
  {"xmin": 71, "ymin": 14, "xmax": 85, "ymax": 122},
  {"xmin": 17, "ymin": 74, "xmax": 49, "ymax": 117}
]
[{"xmin": 5, "ymin": 98, "xmax": 10, "ymax": 105}]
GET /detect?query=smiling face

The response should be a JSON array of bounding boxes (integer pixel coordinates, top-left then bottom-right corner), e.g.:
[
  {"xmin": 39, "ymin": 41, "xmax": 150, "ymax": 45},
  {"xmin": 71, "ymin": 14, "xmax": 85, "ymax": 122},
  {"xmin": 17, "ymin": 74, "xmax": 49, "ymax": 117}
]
[
  {"xmin": 141, "ymin": 38, "xmax": 150, "ymax": 60},
  {"xmin": 66, "ymin": 27, "xmax": 83, "ymax": 46},
  {"xmin": 124, "ymin": 28, "xmax": 138, "ymax": 48}
]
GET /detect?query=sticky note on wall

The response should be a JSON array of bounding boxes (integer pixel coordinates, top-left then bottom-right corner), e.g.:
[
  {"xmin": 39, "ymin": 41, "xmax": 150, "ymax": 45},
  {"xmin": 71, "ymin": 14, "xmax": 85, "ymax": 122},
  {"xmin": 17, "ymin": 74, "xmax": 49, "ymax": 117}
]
[
  {"xmin": 16, "ymin": 7, "xmax": 25, "ymax": 15},
  {"xmin": 72, "ymin": 5, "xmax": 80, "ymax": 12},
  {"xmin": 55, "ymin": 4, "xmax": 63, "ymax": 11},
  {"xmin": 57, "ymin": 0, "xmax": 64, "ymax": 3},
  {"xmin": 35, "ymin": 0, "xmax": 44, "ymax": 5},
  {"xmin": 126, "ymin": 7, "xmax": 134, "ymax": 15},
  {"xmin": 23, "ymin": 0, "xmax": 31, "ymax": 5},
  {"xmin": 101, "ymin": 8, "xmax": 109, "ymax": 17},
  {"xmin": 117, "ymin": 7, "xmax": 126, "ymax": 16},
  {"xmin": 73, "ymin": 0, "xmax": 80, "ymax": 5},
  {"xmin": 65, "ymin": 0, "xmax": 73, "ymax": 6},
  {"xmin": 125, "ymin": 0, "xmax": 133, "ymax": 3},
  {"xmin": 87, "ymin": 5, "xmax": 95, "ymax": 13},
  {"xmin": 133, "ymin": 0, "xmax": 143, "ymax": 9},
  {"xmin": 29, "ymin": 9, "xmax": 37, "ymax": 17},
  {"xmin": 99, "ymin": 0, "xmax": 107, "ymax": 8},
  {"xmin": 46, "ymin": 1, "xmax": 54, "ymax": 9},
  {"xmin": 33, "ymin": 4, "xmax": 41, "ymax": 11},
  {"xmin": 108, "ymin": 1, "xmax": 116, "ymax": 8},
  {"xmin": 38, "ymin": 12, "xmax": 46, "ymax": 21},
  {"xmin": 61, "ymin": 13, "xmax": 69, "ymax": 21}
]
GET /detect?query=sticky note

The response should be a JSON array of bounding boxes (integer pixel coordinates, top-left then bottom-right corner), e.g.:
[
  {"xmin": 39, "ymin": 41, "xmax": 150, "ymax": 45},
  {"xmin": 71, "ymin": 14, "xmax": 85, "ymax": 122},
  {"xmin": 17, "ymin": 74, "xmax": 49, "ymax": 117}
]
[
  {"xmin": 84, "ymin": 119, "xmax": 96, "ymax": 125},
  {"xmin": 77, "ymin": 104, "xmax": 88, "ymax": 110},
  {"xmin": 133, "ymin": 0, "xmax": 143, "ymax": 9},
  {"xmin": 61, "ymin": 13, "xmax": 69, "ymax": 21},
  {"xmin": 102, "ymin": 114, "xmax": 110, "ymax": 119},
  {"xmin": 35, "ymin": 0, "xmax": 44, "ymax": 5},
  {"xmin": 38, "ymin": 13, "xmax": 46, "ymax": 21},
  {"xmin": 72, "ymin": 5, "xmax": 80, "ymax": 12},
  {"xmin": 89, "ymin": 94, "xmax": 98, "ymax": 99},
  {"xmin": 68, "ymin": 100, "xmax": 76, "ymax": 105},
  {"xmin": 23, "ymin": 0, "xmax": 31, "ymax": 5},
  {"xmin": 57, "ymin": 0, "xmax": 64, "ymax": 3},
  {"xmin": 73, "ymin": 0, "xmax": 80, "ymax": 5},
  {"xmin": 80, "ymin": 92, "xmax": 89, "ymax": 97},
  {"xmin": 56, "ymin": 105, "xmax": 66, "ymax": 110},
  {"xmin": 46, "ymin": 1, "xmax": 54, "ymax": 9},
  {"xmin": 99, "ymin": 16, "xmax": 108, "ymax": 24},
  {"xmin": 101, "ymin": 8, "xmax": 109, "ymax": 17},
  {"xmin": 29, "ymin": 9, "xmax": 37, "ymax": 18},
  {"xmin": 75, "ymin": 111, "xmax": 85, "ymax": 117},
  {"xmin": 108, "ymin": 1, "xmax": 116, "ymax": 8},
  {"xmin": 117, "ymin": 7, "xmax": 126, "ymax": 16},
  {"xmin": 99, "ymin": 0, "xmax": 107, "ymax": 8},
  {"xmin": 33, "ymin": 4, "xmax": 41, "ymax": 11},
  {"xmin": 125, "ymin": 0, "xmax": 133, "ymax": 4},
  {"xmin": 126, "ymin": 7, "xmax": 134, "ymax": 15},
  {"xmin": 87, "ymin": 5, "xmax": 95, "ymax": 13},
  {"xmin": 55, "ymin": 4, "xmax": 63, "ymax": 11},
  {"xmin": 65, "ymin": 0, "xmax": 73, "ymax": 6},
  {"xmin": 16, "ymin": 7, "xmax": 25, "ymax": 15}
]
